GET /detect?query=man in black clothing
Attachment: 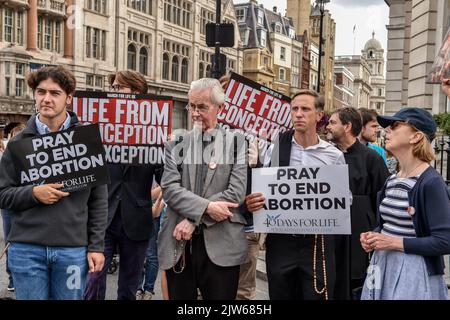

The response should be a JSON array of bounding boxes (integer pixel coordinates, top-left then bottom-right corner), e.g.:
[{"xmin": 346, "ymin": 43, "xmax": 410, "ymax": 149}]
[
  {"xmin": 326, "ymin": 107, "xmax": 389, "ymax": 296},
  {"xmin": 84, "ymin": 71, "xmax": 162, "ymax": 300}
]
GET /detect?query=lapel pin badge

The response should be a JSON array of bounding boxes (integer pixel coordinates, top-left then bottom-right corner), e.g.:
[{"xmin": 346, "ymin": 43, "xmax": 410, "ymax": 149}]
[
  {"xmin": 406, "ymin": 206, "xmax": 416, "ymax": 216},
  {"xmin": 208, "ymin": 161, "xmax": 217, "ymax": 170}
]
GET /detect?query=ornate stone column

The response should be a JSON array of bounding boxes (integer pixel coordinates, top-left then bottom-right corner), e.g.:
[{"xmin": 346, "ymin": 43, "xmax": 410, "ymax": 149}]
[{"xmin": 27, "ymin": 0, "xmax": 38, "ymax": 51}]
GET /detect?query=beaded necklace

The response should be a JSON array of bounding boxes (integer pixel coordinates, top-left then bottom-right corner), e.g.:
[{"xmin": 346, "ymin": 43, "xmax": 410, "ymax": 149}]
[
  {"xmin": 172, "ymin": 240, "xmax": 186, "ymax": 273},
  {"xmin": 313, "ymin": 234, "xmax": 328, "ymax": 300}
]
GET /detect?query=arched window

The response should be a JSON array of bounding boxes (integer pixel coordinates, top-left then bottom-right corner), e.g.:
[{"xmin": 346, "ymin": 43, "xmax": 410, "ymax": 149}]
[
  {"xmin": 139, "ymin": 47, "xmax": 148, "ymax": 75},
  {"xmin": 279, "ymin": 68, "xmax": 285, "ymax": 81},
  {"xmin": 181, "ymin": 58, "xmax": 188, "ymax": 83},
  {"xmin": 199, "ymin": 63, "xmax": 204, "ymax": 79},
  {"xmin": 206, "ymin": 64, "xmax": 211, "ymax": 77},
  {"xmin": 162, "ymin": 53, "xmax": 169, "ymax": 80},
  {"xmin": 127, "ymin": 44, "xmax": 136, "ymax": 70},
  {"xmin": 172, "ymin": 56, "xmax": 179, "ymax": 81}
]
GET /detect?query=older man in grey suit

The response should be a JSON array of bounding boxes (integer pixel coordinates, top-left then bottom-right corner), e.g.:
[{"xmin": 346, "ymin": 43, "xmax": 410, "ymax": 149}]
[{"xmin": 158, "ymin": 78, "xmax": 248, "ymax": 300}]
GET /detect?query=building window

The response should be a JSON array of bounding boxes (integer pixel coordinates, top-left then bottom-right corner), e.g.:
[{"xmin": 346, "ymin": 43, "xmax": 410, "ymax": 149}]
[
  {"xmin": 199, "ymin": 49, "xmax": 212, "ymax": 78},
  {"xmin": 37, "ymin": 16, "xmax": 62, "ymax": 52},
  {"xmin": 128, "ymin": 29, "xmax": 151, "ymax": 69},
  {"xmin": 92, "ymin": 29, "xmax": 100, "ymax": 58},
  {"xmin": 200, "ymin": 9, "xmax": 215, "ymax": 35},
  {"xmin": 16, "ymin": 63, "xmax": 25, "ymax": 76},
  {"xmin": 257, "ymin": 9, "xmax": 263, "ymax": 25},
  {"xmin": 164, "ymin": 0, "xmax": 191, "ymax": 29},
  {"xmin": 163, "ymin": 39, "xmax": 190, "ymax": 83},
  {"xmin": 235, "ymin": 8, "xmax": 245, "ymax": 22},
  {"xmin": 275, "ymin": 23, "xmax": 282, "ymax": 34},
  {"xmin": 162, "ymin": 53, "xmax": 170, "ymax": 80},
  {"xmin": 54, "ymin": 22, "xmax": 61, "ymax": 53},
  {"xmin": 101, "ymin": 31, "xmax": 106, "ymax": 60},
  {"xmin": 15, "ymin": 79, "xmax": 24, "ymax": 97},
  {"xmin": 127, "ymin": 0, "xmax": 152, "ymax": 15},
  {"xmin": 2, "ymin": 9, "xmax": 24, "ymax": 45},
  {"xmin": 280, "ymin": 47, "xmax": 286, "ymax": 60},
  {"xmin": 44, "ymin": 19, "xmax": 52, "ymax": 50},
  {"xmin": 87, "ymin": 0, "xmax": 107, "ymax": 14},
  {"xmin": 4, "ymin": 9, "xmax": 13, "ymax": 42},
  {"xmin": 86, "ymin": 74, "xmax": 94, "ymax": 86},
  {"xmin": 139, "ymin": 47, "xmax": 148, "ymax": 75},
  {"xmin": 206, "ymin": 64, "xmax": 211, "ymax": 77},
  {"xmin": 86, "ymin": 27, "xmax": 91, "ymax": 57},
  {"xmin": 5, "ymin": 78, "xmax": 10, "ymax": 96},
  {"xmin": 128, "ymin": 44, "xmax": 137, "ymax": 70},
  {"xmin": 289, "ymin": 27, "xmax": 295, "ymax": 39},
  {"xmin": 86, "ymin": 74, "xmax": 104, "ymax": 91},
  {"xmin": 378, "ymin": 88, "xmax": 383, "ymax": 96},
  {"xmin": 17, "ymin": 12, "xmax": 23, "ymax": 44},
  {"xmin": 259, "ymin": 30, "xmax": 266, "ymax": 47},
  {"xmin": 86, "ymin": 27, "xmax": 107, "ymax": 60},
  {"xmin": 199, "ymin": 63, "xmax": 204, "ymax": 78},
  {"xmin": 181, "ymin": 58, "xmax": 188, "ymax": 83},
  {"xmin": 5, "ymin": 62, "xmax": 11, "ymax": 75},
  {"xmin": 171, "ymin": 56, "xmax": 179, "ymax": 82},
  {"xmin": 279, "ymin": 68, "xmax": 285, "ymax": 81},
  {"xmin": 227, "ymin": 59, "xmax": 236, "ymax": 73},
  {"xmin": 37, "ymin": 17, "xmax": 43, "ymax": 48},
  {"xmin": 263, "ymin": 56, "xmax": 269, "ymax": 67}
]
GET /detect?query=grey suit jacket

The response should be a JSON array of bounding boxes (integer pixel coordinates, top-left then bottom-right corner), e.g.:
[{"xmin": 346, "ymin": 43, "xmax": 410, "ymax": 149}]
[{"xmin": 158, "ymin": 127, "xmax": 248, "ymax": 270}]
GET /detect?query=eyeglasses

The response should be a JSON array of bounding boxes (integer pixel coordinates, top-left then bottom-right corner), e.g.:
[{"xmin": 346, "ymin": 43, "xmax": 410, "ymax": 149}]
[
  {"xmin": 110, "ymin": 84, "xmax": 130, "ymax": 92},
  {"xmin": 185, "ymin": 103, "xmax": 211, "ymax": 114}
]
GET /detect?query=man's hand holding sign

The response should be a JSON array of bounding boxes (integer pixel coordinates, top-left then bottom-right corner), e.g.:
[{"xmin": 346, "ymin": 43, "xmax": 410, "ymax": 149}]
[{"xmin": 33, "ymin": 183, "xmax": 69, "ymax": 205}]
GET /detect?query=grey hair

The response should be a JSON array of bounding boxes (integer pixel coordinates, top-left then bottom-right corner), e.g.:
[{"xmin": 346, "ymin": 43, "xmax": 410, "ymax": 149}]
[{"xmin": 188, "ymin": 78, "xmax": 225, "ymax": 106}]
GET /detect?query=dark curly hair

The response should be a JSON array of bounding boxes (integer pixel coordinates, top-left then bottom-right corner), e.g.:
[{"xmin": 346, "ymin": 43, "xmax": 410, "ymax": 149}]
[{"xmin": 27, "ymin": 66, "xmax": 76, "ymax": 95}]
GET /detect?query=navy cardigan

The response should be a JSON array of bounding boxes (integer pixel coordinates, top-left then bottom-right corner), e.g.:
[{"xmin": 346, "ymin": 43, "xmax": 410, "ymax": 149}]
[{"xmin": 375, "ymin": 166, "xmax": 450, "ymax": 275}]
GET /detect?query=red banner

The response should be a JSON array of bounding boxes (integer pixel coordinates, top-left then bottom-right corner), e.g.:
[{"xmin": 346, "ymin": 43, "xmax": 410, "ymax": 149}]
[
  {"xmin": 71, "ymin": 91, "xmax": 172, "ymax": 165},
  {"xmin": 218, "ymin": 72, "xmax": 292, "ymax": 142}
]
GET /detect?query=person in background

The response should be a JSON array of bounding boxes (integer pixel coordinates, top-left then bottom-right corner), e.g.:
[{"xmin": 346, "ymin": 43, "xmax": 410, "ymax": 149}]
[
  {"xmin": 1, "ymin": 123, "xmax": 26, "ymax": 293},
  {"xmin": 358, "ymin": 108, "xmax": 387, "ymax": 164},
  {"xmin": 136, "ymin": 184, "xmax": 166, "ymax": 300},
  {"xmin": 0, "ymin": 66, "xmax": 108, "ymax": 300},
  {"xmin": 219, "ymin": 75, "xmax": 263, "ymax": 300},
  {"xmin": 360, "ymin": 107, "xmax": 450, "ymax": 300},
  {"xmin": 84, "ymin": 70, "xmax": 163, "ymax": 300},
  {"xmin": 326, "ymin": 107, "xmax": 389, "ymax": 298}
]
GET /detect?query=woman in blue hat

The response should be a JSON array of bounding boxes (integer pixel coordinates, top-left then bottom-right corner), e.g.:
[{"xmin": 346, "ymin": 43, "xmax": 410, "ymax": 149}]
[{"xmin": 359, "ymin": 106, "xmax": 450, "ymax": 300}]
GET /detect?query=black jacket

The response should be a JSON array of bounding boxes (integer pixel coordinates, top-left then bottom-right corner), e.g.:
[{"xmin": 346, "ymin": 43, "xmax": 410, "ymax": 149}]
[
  {"xmin": 107, "ymin": 162, "xmax": 162, "ymax": 241},
  {"xmin": 0, "ymin": 112, "xmax": 108, "ymax": 252}
]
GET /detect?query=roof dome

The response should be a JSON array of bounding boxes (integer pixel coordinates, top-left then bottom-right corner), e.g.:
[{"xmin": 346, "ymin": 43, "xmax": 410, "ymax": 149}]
[{"xmin": 364, "ymin": 31, "xmax": 382, "ymax": 51}]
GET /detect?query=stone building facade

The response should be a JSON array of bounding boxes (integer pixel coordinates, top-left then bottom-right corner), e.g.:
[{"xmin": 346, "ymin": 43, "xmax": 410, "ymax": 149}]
[
  {"xmin": 384, "ymin": 0, "xmax": 450, "ymax": 115},
  {"xmin": 0, "ymin": 0, "xmax": 243, "ymax": 137}
]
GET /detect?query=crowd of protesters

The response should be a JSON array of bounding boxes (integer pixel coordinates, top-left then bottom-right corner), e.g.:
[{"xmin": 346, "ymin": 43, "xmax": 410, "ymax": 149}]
[{"xmin": 0, "ymin": 65, "xmax": 450, "ymax": 300}]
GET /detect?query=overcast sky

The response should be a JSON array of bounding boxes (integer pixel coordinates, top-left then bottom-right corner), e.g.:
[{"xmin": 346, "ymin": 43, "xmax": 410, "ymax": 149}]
[{"xmin": 232, "ymin": 0, "xmax": 389, "ymax": 56}]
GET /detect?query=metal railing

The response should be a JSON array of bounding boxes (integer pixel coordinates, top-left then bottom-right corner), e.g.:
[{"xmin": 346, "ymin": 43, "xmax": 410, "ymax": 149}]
[{"xmin": 433, "ymin": 134, "xmax": 450, "ymax": 184}]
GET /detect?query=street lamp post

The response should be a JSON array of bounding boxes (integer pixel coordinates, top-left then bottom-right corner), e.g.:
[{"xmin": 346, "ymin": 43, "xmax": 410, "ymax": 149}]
[{"xmin": 316, "ymin": 0, "xmax": 330, "ymax": 93}]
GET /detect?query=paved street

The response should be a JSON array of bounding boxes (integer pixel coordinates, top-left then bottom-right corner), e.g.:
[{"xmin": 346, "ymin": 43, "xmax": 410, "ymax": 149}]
[{"xmin": 0, "ymin": 218, "xmax": 269, "ymax": 300}]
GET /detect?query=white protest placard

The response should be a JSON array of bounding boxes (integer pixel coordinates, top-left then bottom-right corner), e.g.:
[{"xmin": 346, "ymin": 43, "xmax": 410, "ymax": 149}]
[{"xmin": 252, "ymin": 165, "xmax": 351, "ymax": 234}]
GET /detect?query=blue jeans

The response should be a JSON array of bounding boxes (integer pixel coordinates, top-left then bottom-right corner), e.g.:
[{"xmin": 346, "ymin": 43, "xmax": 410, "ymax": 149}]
[
  {"xmin": 8, "ymin": 242, "xmax": 88, "ymax": 300},
  {"xmin": 139, "ymin": 216, "xmax": 160, "ymax": 293},
  {"xmin": 1, "ymin": 209, "xmax": 13, "ymax": 286}
]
